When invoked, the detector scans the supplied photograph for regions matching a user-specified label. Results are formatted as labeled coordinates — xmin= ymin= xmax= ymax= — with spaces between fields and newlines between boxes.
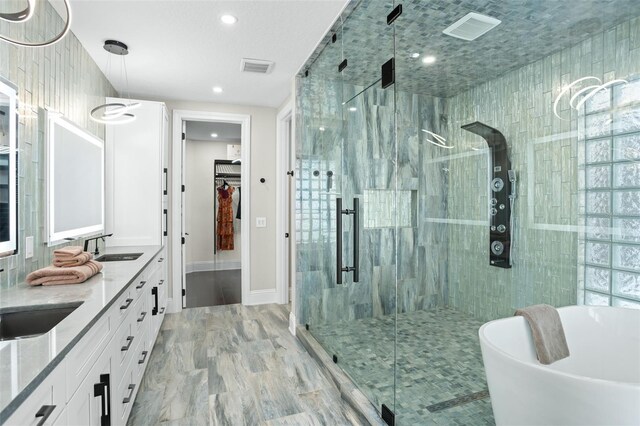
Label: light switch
xmin=25 ymin=236 xmax=34 ymax=259
xmin=256 ymin=217 xmax=267 ymax=228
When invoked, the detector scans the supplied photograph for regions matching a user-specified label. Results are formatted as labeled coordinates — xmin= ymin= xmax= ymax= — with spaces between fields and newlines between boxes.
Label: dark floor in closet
xmin=185 ymin=270 xmax=241 ymax=308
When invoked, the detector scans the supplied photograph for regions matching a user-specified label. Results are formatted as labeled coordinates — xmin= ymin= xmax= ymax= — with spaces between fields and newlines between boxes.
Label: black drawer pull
xmin=121 ymin=336 xmax=134 ymax=351
xmin=123 ymin=384 xmax=136 ymax=404
xmin=35 ymin=405 xmax=56 ymax=426
xmin=152 ymin=287 xmax=158 ymax=315
xmin=158 ymin=279 xmax=164 ymax=286
xmin=120 ymin=298 xmax=133 ymax=310
xmin=159 ymin=307 xmax=165 ymax=314
xmin=93 ymin=374 xmax=111 ymax=426
xmin=138 ymin=350 xmax=149 ymax=364
xmin=157 ymin=257 xmax=164 ymax=262
xmin=137 ymin=311 xmax=147 ymax=323
xmin=136 ymin=280 xmax=147 ymax=290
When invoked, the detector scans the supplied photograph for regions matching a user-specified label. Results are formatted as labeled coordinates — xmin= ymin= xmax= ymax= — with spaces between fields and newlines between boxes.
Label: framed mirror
xmin=0 ymin=78 xmax=17 ymax=257
xmin=46 ymin=111 xmax=104 ymax=245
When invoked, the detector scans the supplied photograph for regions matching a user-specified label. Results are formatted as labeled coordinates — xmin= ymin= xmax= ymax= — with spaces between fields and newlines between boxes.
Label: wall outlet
xmin=25 ymin=236 xmax=34 ymax=259
xmin=256 ymin=217 xmax=267 ymax=228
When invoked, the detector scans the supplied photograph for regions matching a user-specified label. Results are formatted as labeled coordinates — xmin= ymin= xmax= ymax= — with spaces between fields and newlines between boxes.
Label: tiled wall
xmin=0 ymin=0 xmax=116 ymax=288
xmin=445 ymin=16 xmax=640 ymax=321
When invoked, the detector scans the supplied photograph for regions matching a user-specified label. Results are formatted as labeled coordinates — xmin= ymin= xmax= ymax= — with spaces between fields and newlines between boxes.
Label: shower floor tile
xmin=310 ymin=307 xmax=495 ymax=425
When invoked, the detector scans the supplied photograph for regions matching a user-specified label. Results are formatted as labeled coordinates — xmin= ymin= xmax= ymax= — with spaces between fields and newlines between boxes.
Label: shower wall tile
xmin=0 ymin=1 xmax=116 ymax=288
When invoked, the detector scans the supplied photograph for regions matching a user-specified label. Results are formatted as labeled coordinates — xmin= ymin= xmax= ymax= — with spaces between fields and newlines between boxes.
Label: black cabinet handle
xmin=159 ymin=307 xmax=165 ymax=314
xmin=123 ymin=384 xmax=136 ymax=404
xmin=35 ymin=405 xmax=56 ymax=426
xmin=121 ymin=336 xmax=134 ymax=352
xmin=336 ymin=198 xmax=343 ymax=284
xmin=163 ymin=209 xmax=168 ymax=237
xmin=120 ymin=298 xmax=133 ymax=310
xmin=138 ymin=350 xmax=149 ymax=364
xmin=93 ymin=373 xmax=111 ymax=426
xmin=157 ymin=257 xmax=164 ymax=262
xmin=163 ymin=168 xmax=168 ymax=196
xmin=158 ymin=279 xmax=164 ymax=286
xmin=137 ymin=311 xmax=147 ymax=323
xmin=136 ymin=280 xmax=147 ymax=290
xmin=152 ymin=287 xmax=158 ymax=315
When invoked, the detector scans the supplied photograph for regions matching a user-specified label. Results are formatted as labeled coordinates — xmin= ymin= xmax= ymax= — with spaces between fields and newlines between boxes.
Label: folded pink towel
xmin=53 ymin=246 xmax=83 ymax=258
xmin=53 ymin=252 xmax=93 ymax=267
xmin=26 ymin=260 xmax=103 ymax=286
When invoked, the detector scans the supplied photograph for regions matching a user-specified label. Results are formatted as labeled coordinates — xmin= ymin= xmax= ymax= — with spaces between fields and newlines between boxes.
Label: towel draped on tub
xmin=515 ymin=304 xmax=570 ymax=365
xmin=26 ymin=260 xmax=103 ymax=286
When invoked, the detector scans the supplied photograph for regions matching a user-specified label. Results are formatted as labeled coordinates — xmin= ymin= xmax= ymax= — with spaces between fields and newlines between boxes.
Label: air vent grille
xmin=240 ymin=58 xmax=274 ymax=74
xmin=443 ymin=12 xmax=501 ymax=41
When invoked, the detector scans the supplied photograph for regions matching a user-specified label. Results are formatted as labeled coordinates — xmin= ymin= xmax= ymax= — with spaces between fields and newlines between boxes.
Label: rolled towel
xmin=53 ymin=246 xmax=83 ymax=258
xmin=26 ymin=260 xmax=103 ymax=286
xmin=515 ymin=304 xmax=570 ymax=365
xmin=53 ymin=252 xmax=93 ymax=267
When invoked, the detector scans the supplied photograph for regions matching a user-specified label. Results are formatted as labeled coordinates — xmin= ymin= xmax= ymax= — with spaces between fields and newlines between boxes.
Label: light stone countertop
xmin=0 ymin=245 xmax=163 ymax=421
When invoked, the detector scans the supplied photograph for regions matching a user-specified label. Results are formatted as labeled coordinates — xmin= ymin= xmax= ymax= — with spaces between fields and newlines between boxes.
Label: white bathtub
xmin=479 ymin=306 xmax=640 ymax=425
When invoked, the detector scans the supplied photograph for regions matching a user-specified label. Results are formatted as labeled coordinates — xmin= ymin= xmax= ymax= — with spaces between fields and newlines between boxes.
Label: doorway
xmin=171 ymin=110 xmax=251 ymax=312
xmin=184 ymin=121 xmax=242 ymax=307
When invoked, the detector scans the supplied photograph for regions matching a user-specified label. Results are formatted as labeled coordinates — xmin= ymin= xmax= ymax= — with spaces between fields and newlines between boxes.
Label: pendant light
xmin=90 ymin=40 xmax=139 ymax=125
xmin=0 ymin=0 xmax=71 ymax=47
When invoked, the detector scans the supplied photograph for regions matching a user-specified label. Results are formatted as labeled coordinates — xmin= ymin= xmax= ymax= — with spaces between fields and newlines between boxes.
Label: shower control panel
xmin=462 ymin=121 xmax=515 ymax=269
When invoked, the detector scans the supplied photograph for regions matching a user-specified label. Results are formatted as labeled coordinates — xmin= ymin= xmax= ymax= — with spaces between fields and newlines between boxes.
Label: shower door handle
xmin=352 ymin=198 xmax=359 ymax=283
xmin=336 ymin=197 xmax=359 ymax=284
xmin=337 ymin=198 xmax=343 ymax=284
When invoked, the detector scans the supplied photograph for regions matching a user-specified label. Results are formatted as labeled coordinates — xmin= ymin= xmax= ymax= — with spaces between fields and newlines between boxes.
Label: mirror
xmin=46 ymin=111 xmax=104 ymax=245
xmin=0 ymin=78 xmax=17 ymax=257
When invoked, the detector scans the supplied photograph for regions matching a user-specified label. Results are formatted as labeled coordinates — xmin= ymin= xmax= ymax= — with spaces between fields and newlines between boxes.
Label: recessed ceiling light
xmin=349 ymin=107 xmax=357 ymax=112
xmin=422 ymin=56 xmax=436 ymax=64
xmin=211 ymin=133 xmax=218 ymax=138
xmin=213 ymin=86 xmax=223 ymax=93
xmin=410 ymin=53 xmax=420 ymax=59
xmin=319 ymin=127 xmax=325 ymax=131
xmin=220 ymin=15 xmax=237 ymax=25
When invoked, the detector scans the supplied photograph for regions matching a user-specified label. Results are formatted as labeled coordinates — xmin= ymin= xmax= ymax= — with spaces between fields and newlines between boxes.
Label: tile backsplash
xmin=0 ymin=0 xmax=116 ymax=288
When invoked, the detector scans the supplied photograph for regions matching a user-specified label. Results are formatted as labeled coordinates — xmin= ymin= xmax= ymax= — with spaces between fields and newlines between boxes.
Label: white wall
xmin=185 ymin=139 xmax=241 ymax=271
xmin=167 ymin=100 xmax=277 ymax=293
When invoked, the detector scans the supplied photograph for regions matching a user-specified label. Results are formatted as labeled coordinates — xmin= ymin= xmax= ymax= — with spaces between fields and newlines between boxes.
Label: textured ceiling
xmin=307 ymin=0 xmax=639 ymax=98
xmin=51 ymin=0 xmax=348 ymax=107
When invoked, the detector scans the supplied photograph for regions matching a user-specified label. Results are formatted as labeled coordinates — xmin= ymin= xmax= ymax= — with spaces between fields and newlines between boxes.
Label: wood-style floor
xmin=128 ymin=304 xmax=363 ymax=425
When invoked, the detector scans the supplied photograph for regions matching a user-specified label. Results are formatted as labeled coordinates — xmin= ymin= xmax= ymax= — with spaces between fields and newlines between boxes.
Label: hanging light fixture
xmin=0 ymin=0 xmax=71 ymax=47
xmin=90 ymin=40 xmax=140 ymax=125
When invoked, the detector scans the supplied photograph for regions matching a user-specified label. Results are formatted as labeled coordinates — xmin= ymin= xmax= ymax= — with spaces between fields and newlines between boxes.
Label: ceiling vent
xmin=442 ymin=12 xmax=501 ymax=41
xmin=240 ymin=58 xmax=274 ymax=74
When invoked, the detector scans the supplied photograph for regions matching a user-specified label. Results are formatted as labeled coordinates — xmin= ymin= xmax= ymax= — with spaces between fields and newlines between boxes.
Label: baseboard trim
xmin=289 ymin=312 xmax=297 ymax=336
xmin=243 ymin=289 xmax=279 ymax=306
xmin=186 ymin=260 xmax=241 ymax=274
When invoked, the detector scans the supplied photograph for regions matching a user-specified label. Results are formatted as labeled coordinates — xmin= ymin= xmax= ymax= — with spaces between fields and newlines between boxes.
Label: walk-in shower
xmin=295 ymin=1 xmax=640 ymax=424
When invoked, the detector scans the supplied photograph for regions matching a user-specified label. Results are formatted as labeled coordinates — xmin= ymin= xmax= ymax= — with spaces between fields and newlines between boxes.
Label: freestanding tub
xmin=479 ymin=306 xmax=640 ymax=425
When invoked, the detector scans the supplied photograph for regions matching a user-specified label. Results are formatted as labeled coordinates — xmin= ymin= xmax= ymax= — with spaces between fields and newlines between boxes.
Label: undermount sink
xmin=95 ymin=253 xmax=143 ymax=262
xmin=0 ymin=302 xmax=83 ymax=341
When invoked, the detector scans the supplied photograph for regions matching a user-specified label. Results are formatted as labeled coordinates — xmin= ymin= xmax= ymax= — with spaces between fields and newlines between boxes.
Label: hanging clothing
xmin=236 ymin=187 xmax=241 ymax=220
xmin=216 ymin=185 xmax=235 ymax=251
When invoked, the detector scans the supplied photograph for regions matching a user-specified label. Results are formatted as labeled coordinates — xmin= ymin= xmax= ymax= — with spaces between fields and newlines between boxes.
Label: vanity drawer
xmin=113 ymin=361 xmax=138 ymax=425
xmin=66 ymin=308 xmax=113 ymax=401
xmin=133 ymin=294 xmax=148 ymax=335
xmin=6 ymin=361 xmax=66 ymax=426
xmin=113 ymin=319 xmax=136 ymax=387
xmin=115 ymin=288 xmax=135 ymax=323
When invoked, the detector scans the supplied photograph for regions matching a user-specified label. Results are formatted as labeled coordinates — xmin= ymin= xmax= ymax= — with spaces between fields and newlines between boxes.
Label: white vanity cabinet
xmin=105 ymin=99 xmax=169 ymax=248
xmin=4 ymin=363 xmax=66 ymax=426
xmin=5 ymin=250 xmax=168 ymax=426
